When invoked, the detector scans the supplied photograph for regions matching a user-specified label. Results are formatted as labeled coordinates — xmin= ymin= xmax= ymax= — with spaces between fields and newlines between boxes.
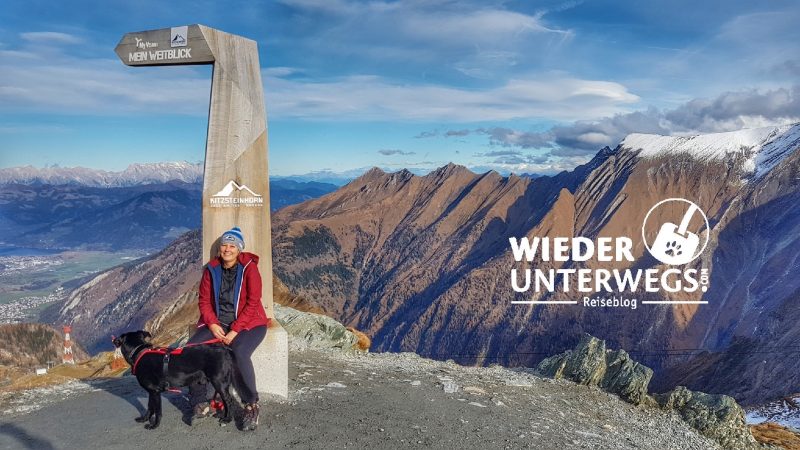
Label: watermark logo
xmin=642 ymin=198 xmax=709 ymax=266
xmin=209 ymin=180 xmax=264 ymax=208
xmin=508 ymin=197 xmax=711 ymax=308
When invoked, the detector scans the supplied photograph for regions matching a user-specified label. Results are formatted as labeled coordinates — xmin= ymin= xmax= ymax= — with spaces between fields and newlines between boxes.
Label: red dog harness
xmin=131 ymin=338 xmax=222 ymax=376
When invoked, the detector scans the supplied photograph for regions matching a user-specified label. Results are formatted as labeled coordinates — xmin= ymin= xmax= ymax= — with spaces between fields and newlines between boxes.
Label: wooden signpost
xmin=115 ymin=25 xmax=288 ymax=398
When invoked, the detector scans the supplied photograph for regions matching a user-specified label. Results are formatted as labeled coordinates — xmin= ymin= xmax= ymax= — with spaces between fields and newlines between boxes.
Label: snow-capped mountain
xmin=0 ymin=162 xmax=203 ymax=187
xmin=622 ymin=123 xmax=800 ymax=178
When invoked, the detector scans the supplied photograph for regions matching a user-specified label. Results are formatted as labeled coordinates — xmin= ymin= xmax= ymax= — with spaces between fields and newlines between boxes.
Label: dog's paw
xmin=135 ymin=416 xmax=148 ymax=423
xmin=219 ymin=416 xmax=233 ymax=424
xmin=144 ymin=423 xmax=159 ymax=430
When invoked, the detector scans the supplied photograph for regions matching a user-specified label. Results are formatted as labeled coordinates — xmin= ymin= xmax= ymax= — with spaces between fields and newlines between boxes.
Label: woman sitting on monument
xmin=186 ymin=226 xmax=269 ymax=431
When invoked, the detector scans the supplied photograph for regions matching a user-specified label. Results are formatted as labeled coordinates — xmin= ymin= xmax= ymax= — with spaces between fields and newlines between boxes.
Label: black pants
xmin=187 ymin=325 xmax=267 ymax=405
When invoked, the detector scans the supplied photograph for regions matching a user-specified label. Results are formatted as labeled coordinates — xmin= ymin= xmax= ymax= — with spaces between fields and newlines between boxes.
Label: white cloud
xmin=262 ymin=70 xmax=638 ymax=122
xmin=0 ymin=47 xmax=211 ymax=115
xmin=461 ymin=85 xmax=800 ymax=157
xmin=378 ymin=149 xmax=415 ymax=156
xmin=400 ymin=9 xmax=570 ymax=46
xmin=469 ymin=154 xmax=591 ymax=176
xmin=20 ymin=32 xmax=83 ymax=44
xmin=262 ymin=66 xmax=299 ymax=77
xmin=0 ymin=37 xmax=639 ymax=123
xmin=274 ymin=0 xmax=572 ymax=78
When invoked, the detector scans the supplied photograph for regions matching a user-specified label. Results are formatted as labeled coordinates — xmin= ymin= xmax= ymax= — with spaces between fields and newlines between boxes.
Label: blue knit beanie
xmin=221 ymin=226 xmax=245 ymax=251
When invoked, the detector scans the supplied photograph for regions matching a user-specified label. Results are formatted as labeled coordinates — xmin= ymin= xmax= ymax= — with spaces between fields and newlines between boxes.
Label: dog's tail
xmin=229 ymin=351 xmax=255 ymax=402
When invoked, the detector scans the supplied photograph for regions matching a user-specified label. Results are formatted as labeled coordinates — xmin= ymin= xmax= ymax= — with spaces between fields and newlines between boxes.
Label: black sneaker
xmin=242 ymin=402 xmax=259 ymax=431
xmin=192 ymin=402 xmax=212 ymax=421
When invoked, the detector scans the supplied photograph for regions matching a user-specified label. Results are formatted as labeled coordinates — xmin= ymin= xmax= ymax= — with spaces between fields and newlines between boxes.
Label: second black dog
xmin=112 ymin=330 xmax=252 ymax=430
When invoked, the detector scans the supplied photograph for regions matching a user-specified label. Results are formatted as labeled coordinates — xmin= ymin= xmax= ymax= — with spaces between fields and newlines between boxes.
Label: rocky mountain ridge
xmin=270 ymin=123 xmax=800 ymax=405
xmin=537 ymin=334 xmax=759 ymax=449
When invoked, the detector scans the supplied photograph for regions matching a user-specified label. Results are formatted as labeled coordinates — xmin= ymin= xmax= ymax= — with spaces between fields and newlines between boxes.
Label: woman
xmin=187 ymin=226 xmax=269 ymax=431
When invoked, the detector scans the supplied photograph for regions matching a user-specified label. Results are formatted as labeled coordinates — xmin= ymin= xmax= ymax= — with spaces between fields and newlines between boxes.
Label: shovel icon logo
xmin=642 ymin=198 xmax=709 ymax=265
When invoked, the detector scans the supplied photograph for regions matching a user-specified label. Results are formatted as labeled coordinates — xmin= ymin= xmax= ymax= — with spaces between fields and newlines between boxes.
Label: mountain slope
xmin=271 ymin=123 xmax=800 ymax=404
xmin=53 ymin=230 xmax=201 ymax=353
xmin=0 ymin=323 xmax=88 ymax=369
xmin=51 ymin=229 xmax=330 ymax=354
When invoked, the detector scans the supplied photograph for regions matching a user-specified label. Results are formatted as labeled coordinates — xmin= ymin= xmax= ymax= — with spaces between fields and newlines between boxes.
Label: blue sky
xmin=1 ymin=0 xmax=799 ymax=176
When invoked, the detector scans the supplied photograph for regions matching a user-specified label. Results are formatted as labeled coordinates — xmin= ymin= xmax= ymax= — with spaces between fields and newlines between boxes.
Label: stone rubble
xmin=292 ymin=347 xmax=723 ymax=449
xmin=536 ymin=334 xmax=762 ymax=450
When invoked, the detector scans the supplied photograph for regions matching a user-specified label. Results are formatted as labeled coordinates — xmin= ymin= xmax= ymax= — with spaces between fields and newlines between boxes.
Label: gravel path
xmin=0 ymin=349 xmax=720 ymax=449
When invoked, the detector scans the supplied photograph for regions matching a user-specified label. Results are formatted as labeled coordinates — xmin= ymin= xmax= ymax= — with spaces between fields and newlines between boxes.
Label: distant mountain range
xmin=0 ymin=162 xmax=540 ymax=189
xmin=0 ymin=171 xmax=336 ymax=250
xmin=0 ymin=181 xmax=200 ymax=250
xmin=0 ymin=162 xmax=204 ymax=187
xmin=272 ymin=167 xmax=429 ymax=186
xmin=0 ymin=162 xmax=419 ymax=187
xmin=268 ymin=179 xmax=341 ymax=211
xmin=272 ymin=168 xmax=539 ymax=186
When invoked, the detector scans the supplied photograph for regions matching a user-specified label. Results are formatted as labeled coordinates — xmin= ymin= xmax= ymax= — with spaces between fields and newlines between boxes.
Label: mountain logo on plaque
xmin=210 ymin=180 xmax=264 ymax=208
xmin=170 ymin=26 xmax=187 ymax=47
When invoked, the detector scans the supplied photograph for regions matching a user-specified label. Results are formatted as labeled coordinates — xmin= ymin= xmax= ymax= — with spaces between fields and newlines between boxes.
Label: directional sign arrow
xmin=115 ymin=24 xmax=215 ymax=66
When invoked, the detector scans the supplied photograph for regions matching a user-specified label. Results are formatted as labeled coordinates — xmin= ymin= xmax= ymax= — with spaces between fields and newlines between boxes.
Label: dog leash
xmin=132 ymin=337 xmax=223 ymax=376
xmin=161 ymin=337 xmax=224 ymax=378
xmin=162 ymin=337 xmax=224 ymax=392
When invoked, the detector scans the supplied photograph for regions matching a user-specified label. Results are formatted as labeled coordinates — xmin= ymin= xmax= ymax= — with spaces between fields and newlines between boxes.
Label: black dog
xmin=112 ymin=331 xmax=251 ymax=430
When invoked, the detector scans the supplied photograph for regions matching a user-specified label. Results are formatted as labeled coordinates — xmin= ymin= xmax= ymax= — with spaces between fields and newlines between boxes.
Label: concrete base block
xmin=253 ymin=320 xmax=288 ymax=399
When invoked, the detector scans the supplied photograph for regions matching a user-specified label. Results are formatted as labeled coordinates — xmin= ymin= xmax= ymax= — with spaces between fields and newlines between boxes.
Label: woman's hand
xmin=209 ymin=323 xmax=226 ymax=341
xmin=222 ymin=330 xmax=239 ymax=345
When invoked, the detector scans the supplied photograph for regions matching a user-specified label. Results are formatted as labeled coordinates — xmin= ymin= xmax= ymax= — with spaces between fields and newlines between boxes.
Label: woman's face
xmin=219 ymin=242 xmax=240 ymax=267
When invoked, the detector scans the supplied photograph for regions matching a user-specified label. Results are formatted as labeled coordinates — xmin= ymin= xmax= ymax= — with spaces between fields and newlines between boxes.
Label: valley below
xmin=0 ymin=249 xmax=147 ymax=324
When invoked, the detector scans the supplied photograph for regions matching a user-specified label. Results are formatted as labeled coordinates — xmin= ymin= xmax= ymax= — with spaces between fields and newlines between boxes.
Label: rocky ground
xmin=0 ymin=345 xmax=722 ymax=450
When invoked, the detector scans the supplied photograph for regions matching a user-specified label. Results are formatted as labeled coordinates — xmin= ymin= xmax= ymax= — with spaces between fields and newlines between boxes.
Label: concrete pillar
xmin=115 ymin=24 xmax=287 ymax=398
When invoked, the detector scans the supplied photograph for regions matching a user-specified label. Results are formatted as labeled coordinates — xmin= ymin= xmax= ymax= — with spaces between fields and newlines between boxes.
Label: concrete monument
xmin=115 ymin=24 xmax=288 ymax=398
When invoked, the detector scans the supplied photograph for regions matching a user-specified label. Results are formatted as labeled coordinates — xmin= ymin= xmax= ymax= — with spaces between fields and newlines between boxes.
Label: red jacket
xmin=197 ymin=252 xmax=270 ymax=332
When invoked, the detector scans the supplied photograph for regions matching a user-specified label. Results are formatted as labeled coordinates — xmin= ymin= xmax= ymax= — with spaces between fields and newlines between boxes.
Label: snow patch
xmin=62 ymin=272 xmax=110 ymax=312
xmin=746 ymin=394 xmax=800 ymax=432
xmin=621 ymin=123 xmax=800 ymax=178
